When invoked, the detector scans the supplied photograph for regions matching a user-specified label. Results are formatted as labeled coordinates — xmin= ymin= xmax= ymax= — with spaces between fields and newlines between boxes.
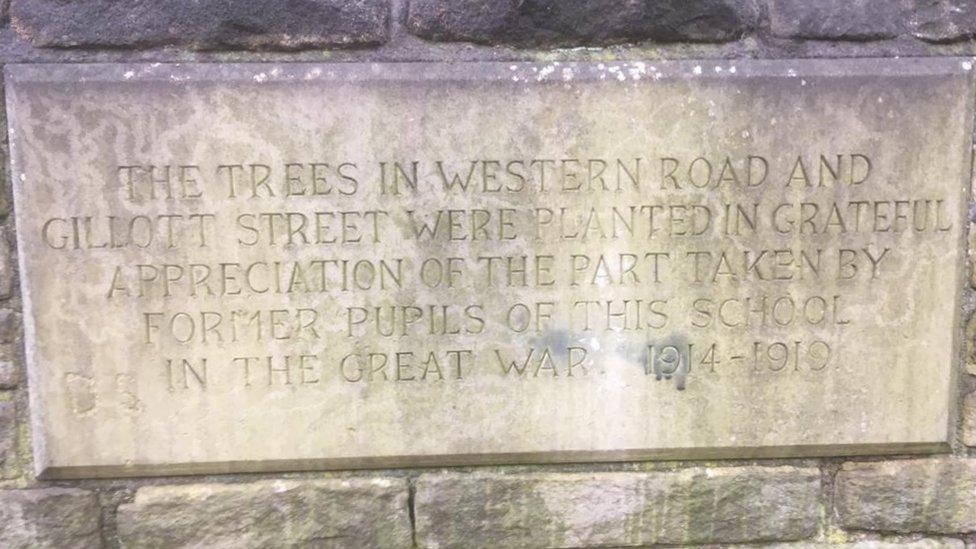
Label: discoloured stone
xmin=768 ymin=0 xmax=907 ymax=40
xmin=5 ymin=60 xmax=972 ymax=478
xmin=969 ymin=223 xmax=976 ymax=289
xmin=0 ymin=309 xmax=19 ymax=345
xmin=963 ymin=390 xmax=976 ymax=447
xmin=0 ymin=488 xmax=101 ymax=549
xmin=415 ymin=468 xmax=821 ymax=547
xmin=910 ymin=0 xmax=976 ymax=42
xmin=0 ymin=227 xmax=15 ymax=300
xmin=967 ymin=313 xmax=976 ymax=376
xmin=0 ymin=362 xmax=16 ymax=389
xmin=116 ymin=478 xmax=411 ymax=548
xmin=0 ymin=347 xmax=18 ymax=389
xmin=835 ymin=458 xmax=976 ymax=534
xmin=406 ymin=0 xmax=758 ymax=46
xmin=0 ymin=401 xmax=15 ymax=477
xmin=763 ymin=539 xmax=966 ymax=548
xmin=10 ymin=0 xmax=390 ymax=50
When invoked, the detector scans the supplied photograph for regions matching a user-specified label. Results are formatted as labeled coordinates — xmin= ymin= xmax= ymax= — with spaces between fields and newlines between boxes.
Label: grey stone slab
xmin=4 ymin=59 xmax=974 ymax=478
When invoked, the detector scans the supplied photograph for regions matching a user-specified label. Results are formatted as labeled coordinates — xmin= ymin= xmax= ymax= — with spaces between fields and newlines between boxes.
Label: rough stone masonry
xmin=0 ymin=1 xmax=972 ymax=548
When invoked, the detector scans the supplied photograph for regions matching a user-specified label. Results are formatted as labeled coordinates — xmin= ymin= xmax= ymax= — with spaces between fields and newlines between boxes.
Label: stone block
xmin=910 ymin=0 xmax=976 ymax=42
xmin=768 ymin=0 xmax=906 ymax=40
xmin=406 ymin=0 xmax=757 ymax=46
xmin=10 ymin=0 xmax=390 ymax=50
xmin=117 ymin=478 xmax=411 ymax=548
xmin=415 ymin=468 xmax=821 ymax=547
xmin=0 ymin=401 xmax=15 ymax=477
xmin=0 ymin=309 xmax=20 ymax=345
xmin=0 ymin=227 xmax=15 ymax=300
xmin=835 ymin=458 xmax=976 ymax=534
xmin=962 ymin=390 xmax=976 ymax=447
xmin=0 ymin=346 xmax=18 ymax=389
xmin=764 ymin=539 xmax=965 ymax=549
xmin=967 ymin=313 xmax=976 ymax=376
xmin=0 ymin=488 xmax=101 ymax=549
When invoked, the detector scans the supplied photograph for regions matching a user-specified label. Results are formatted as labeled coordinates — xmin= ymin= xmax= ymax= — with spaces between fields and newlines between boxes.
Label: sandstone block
xmin=11 ymin=0 xmax=389 ymax=50
xmin=910 ymin=0 xmax=976 ymax=42
xmin=0 ymin=401 xmax=16 ymax=477
xmin=117 ymin=478 xmax=411 ymax=548
xmin=835 ymin=458 xmax=976 ymax=534
xmin=0 ymin=488 xmax=101 ymax=549
xmin=415 ymin=468 xmax=821 ymax=547
xmin=406 ymin=0 xmax=757 ymax=46
xmin=962 ymin=390 xmax=976 ymax=447
xmin=769 ymin=0 xmax=906 ymax=40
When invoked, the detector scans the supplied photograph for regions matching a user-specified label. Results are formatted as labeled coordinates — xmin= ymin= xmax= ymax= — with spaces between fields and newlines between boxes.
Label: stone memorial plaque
xmin=6 ymin=60 xmax=973 ymax=479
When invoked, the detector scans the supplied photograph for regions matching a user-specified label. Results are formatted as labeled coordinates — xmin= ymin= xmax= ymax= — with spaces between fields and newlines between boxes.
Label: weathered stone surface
xmin=963 ymin=390 xmax=976 ymax=446
xmin=910 ymin=0 xmax=976 ymax=42
xmin=0 ymin=345 xmax=18 ymax=388
xmin=0 ymin=401 xmax=16 ymax=477
xmin=0 ymin=362 xmax=16 ymax=389
xmin=406 ymin=0 xmax=758 ymax=46
xmin=0 ymin=488 xmax=101 ymax=549
xmin=415 ymin=468 xmax=821 ymax=547
xmin=835 ymin=458 xmax=976 ymax=534
xmin=0 ymin=227 xmax=15 ymax=300
xmin=117 ymin=478 xmax=411 ymax=548
xmin=768 ymin=0 xmax=906 ymax=40
xmin=5 ymin=60 xmax=973 ymax=478
xmin=0 ymin=309 xmax=19 ymax=345
xmin=967 ymin=313 xmax=976 ymax=376
xmin=764 ymin=540 xmax=965 ymax=549
xmin=970 ymin=224 xmax=976 ymax=289
xmin=10 ymin=0 xmax=389 ymax=50
xmin=0 ymin=171 xmax=12 ymax=220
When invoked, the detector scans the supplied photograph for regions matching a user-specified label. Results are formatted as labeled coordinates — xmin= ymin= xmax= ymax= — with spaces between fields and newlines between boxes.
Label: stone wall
xmin=0 ymin=1 xmax=973 ymax=547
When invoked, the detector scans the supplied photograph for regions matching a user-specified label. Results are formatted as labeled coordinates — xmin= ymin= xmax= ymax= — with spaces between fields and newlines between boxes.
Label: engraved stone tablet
xmin=6 ymin=60 xmax=973 ymax=479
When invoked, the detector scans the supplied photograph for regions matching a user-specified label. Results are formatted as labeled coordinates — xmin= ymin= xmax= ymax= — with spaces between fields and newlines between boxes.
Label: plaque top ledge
xmin=5 ymin=57 xmax=976 ymax=86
